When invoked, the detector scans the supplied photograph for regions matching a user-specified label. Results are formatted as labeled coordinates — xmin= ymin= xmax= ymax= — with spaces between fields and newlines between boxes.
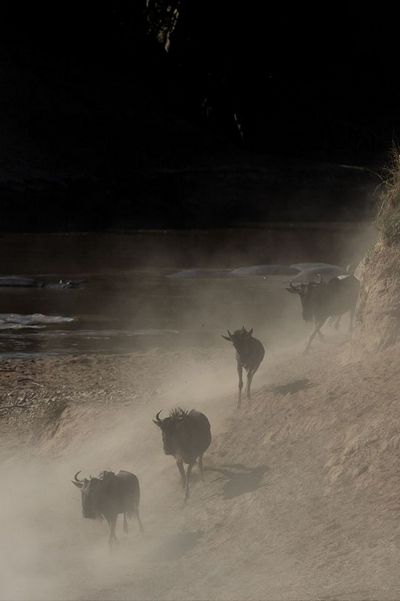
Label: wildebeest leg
xmin=136 ymin=506 xmax=144 ymax=533
xmin=304 ymin=319 xmax=327 ymax=353
xmin=198 ymin=454 xmax=204 ymax=481
xmin=123 ymin=513 xmax=128 ymax=534
xmin=108 ymin=515 xmax=118 ymax=551
xmin=176 ymin=458 xmax=186 ymax=488
xmin=349 ymin=308 xmax=355 ymax=333
xmin=237 ymin=362 xmax=243 ymax=408
xmin=246 ymin=369 xmax=255 ymax=400
xmin=184 ymin=463 xmax=194 ymax=503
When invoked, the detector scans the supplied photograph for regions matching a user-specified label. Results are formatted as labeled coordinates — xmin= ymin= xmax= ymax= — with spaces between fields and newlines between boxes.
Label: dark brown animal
xmin=287 ymin=274 xmax=360 ymax=353
xmin=72 ymin=469 xmax=143 ymax=549
xmin=222 ymin=327 xmax=265 ymax=408
xmin=153 ymin=408 xmax=211 ymax=503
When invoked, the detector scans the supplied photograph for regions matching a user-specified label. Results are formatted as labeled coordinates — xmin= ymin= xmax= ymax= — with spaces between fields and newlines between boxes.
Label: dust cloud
xmin=0 ymin=349 xmax=250 ymax=600
xmin=0 ymin=225 xmax=376 ymax=600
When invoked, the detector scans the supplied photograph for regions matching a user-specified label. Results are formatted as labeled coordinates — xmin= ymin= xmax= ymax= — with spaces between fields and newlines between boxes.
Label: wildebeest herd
xmin=72 ymin=270 xmax=360 ymax=548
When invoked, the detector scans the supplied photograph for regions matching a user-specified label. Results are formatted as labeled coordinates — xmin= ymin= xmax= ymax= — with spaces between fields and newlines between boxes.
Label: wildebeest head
xmin=71 ymin=471 xmax=103 ymax=519
xmin=286 ymin=276 xmax=324 ymax=322
xmin=221 ymin=326 xmax=254 ymax=352
xmin=153 ymin=409 xmax=189 ymax=455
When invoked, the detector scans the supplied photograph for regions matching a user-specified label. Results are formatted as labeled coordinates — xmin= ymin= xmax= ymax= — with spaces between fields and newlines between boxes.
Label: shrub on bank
xmin=377 ymin=147 xmax=400 ymax=244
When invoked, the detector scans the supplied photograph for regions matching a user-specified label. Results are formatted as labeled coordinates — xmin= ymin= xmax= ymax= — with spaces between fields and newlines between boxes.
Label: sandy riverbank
xmin=2 ymin=331 xmax=400 ymax=599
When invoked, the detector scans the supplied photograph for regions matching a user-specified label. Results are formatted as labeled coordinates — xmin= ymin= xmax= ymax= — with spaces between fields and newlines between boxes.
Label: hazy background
xmin=0 ymin=226 xmax=374 ymax=356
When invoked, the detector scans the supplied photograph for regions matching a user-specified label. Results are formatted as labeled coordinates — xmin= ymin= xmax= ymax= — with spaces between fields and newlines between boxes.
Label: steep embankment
xmin=198 ymin=344 xmax=400 ymax=600
xmin=353 ymin=153 xmax=400 ymax=355
xmin=354 ymin=238 xmax=400 ymax=354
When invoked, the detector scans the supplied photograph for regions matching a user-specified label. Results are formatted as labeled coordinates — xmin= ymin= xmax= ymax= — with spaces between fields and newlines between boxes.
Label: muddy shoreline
xmin=0 ymin=347 xmax=223 ymax=451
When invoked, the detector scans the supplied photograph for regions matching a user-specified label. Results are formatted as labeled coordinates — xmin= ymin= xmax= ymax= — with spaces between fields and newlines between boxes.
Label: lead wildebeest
xmin=72 ymin=469 xmax=143 ymax=549
xmin=222 ymin=327 xmax=265 ymax=408
xmin=287 ymin=273 xmax=360 ymax=353
xmin=153 ymin=408 xmax=212 ymax=503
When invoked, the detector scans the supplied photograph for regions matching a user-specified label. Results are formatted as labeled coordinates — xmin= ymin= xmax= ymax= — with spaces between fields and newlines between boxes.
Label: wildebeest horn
xmin=153 ymin=410 xmax=163 ymax=427
xmin=72 ymin=471 xmax=84 ymax=488
xmin=227 ymin=329 xmax=232 ymax=337
xmin=153 ymin=410 xmax=163 ymax=423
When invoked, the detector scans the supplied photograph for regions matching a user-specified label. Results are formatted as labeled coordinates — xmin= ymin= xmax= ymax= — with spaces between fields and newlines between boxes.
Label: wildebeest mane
xmin=98 ymin=470 xmax=115 ymax=480
xmin=169 ymin=407 xmax=190 ymax=420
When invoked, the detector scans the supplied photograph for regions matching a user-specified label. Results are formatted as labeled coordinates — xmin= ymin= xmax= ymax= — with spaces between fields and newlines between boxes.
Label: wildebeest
xmin=222 ymin=327 xmax=265 ymax=408
xmin=72 ymin=469 xmax=143 ymax=548
xmin=287 ymin=273 xmax=360 ymax=353
xmin=153 ymin=408 xmax=212 ymax=503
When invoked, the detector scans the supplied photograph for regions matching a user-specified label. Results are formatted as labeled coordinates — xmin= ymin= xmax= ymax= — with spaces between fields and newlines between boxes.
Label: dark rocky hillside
xmin=0 ymin=2 xmax=393 ymax=230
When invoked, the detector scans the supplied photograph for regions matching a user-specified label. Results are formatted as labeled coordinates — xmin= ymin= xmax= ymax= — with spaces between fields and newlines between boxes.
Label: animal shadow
xmin=271 ymin=378 xmax=312 ymax=395
xmin=206 ymin=463 xmax=268 ymax=499
xmin=152 ymin=530 xmax=204 ymax=561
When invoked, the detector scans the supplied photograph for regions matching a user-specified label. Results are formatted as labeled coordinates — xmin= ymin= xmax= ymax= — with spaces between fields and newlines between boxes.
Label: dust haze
xmin=0 ymin=225 xmax=378 ymax=600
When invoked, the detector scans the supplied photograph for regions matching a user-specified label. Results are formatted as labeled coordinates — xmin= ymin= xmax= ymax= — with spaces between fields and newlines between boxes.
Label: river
xmin=0 ymin=225 xmax=373 ymax=356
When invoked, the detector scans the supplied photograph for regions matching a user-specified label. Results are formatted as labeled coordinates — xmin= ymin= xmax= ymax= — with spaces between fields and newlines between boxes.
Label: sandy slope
xmin=1 ymin=334 xmax=400 ymax=600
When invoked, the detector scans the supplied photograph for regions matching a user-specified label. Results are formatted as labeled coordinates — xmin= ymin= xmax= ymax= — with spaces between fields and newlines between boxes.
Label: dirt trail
xmin=1 ymin=328 xmax=400 ymax=600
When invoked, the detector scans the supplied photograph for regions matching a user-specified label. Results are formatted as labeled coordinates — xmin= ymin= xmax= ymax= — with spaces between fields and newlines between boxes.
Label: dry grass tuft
xmin=377 ymin=146 xmax=400 ymax=244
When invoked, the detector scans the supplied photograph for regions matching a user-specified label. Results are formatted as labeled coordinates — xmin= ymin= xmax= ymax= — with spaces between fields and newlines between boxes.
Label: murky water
xmin=0 ymin=226 xmax=373 ymax=356
xmin=0 ymin=271 xmax=293 ymax=355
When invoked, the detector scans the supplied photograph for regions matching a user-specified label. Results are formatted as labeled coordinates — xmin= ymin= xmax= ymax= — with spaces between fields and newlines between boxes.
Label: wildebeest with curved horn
xmin=222 ymin=327 xmax=265 ymax=408
xmin=72 ymin=469 xmax=143 ymax=549
xmin=153 ymin=408 xmax=211 ymax=503
xmin=286 ymin=273 xmax=360 ymax=353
